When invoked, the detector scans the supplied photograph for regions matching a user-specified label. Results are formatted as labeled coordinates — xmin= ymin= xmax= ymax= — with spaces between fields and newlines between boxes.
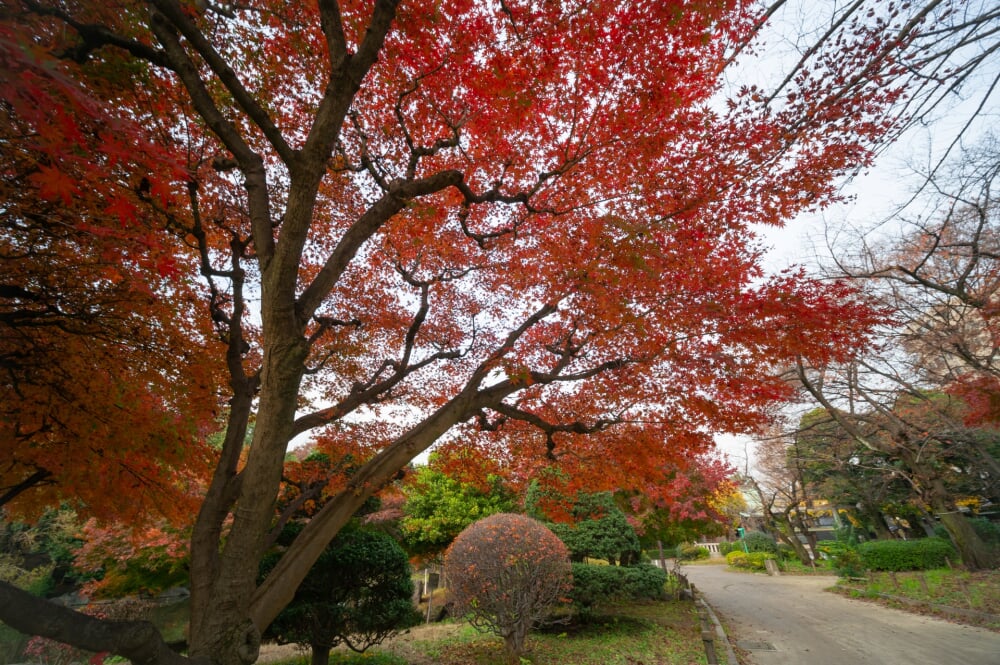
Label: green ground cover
xmin=832 ymin=568 xmax=1000 ymax=630
xmin=263 ymin=598 xmax=717 ymax=665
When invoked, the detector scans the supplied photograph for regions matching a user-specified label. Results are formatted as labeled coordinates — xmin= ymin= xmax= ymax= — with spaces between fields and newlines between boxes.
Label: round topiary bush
xmin=445 ymin=513 xmax=572 ymax=665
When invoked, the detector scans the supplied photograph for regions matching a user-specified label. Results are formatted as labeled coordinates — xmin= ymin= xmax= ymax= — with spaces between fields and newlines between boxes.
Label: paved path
xmin=682 ymin=563 xmax=1000 ymax=665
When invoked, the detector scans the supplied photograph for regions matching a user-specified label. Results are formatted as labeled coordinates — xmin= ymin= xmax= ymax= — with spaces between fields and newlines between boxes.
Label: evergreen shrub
xmin=858 ymin=537 xmax=956 ymax=571
xmin=568 ymin=562 xmax=667 ymax=607
xmin=743 ymin=531 xmax=778 ymax=554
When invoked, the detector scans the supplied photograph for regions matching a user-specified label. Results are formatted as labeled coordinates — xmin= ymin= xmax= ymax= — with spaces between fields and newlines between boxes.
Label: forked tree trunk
xmin=775 ymin=520 xmax=812 ymax=566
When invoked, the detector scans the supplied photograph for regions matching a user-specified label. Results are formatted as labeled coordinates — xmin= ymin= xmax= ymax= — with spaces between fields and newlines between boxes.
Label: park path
xmin=682 ymin=563 xmax=1000 ymax=665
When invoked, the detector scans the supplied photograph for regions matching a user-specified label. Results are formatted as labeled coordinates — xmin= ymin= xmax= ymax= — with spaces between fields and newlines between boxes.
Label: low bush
xmin=816 ymin=539 xmax=866 ymax=577
xmin=725 ymin=550 xmax=775 ymax=571
xmin=676 ymin=544 xmax=710 ymax=561
xmin=569 ymin=563 xmax=667 ymax=607
xmin=446 ymin=514 xmax=572 ymax=665
xmin=816 ymin=539 xmax=853 ymax=558
xmin=833 ymin=549 xmax=866 ymax=578
xmin=718 ymin=541 xmax=739 ymax=556
xmin=858 ymin=537 xmax=956 ymax=571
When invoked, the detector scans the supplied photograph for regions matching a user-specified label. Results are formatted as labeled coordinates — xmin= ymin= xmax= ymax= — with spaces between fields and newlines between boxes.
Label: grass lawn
xmin=831 ymin=568 xmax=1000 ymax=630
xmin=262 ymin=598 xmax=718 ymax=665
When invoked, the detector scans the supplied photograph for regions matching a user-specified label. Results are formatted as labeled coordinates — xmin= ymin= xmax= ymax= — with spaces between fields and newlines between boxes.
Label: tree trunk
xmin=860 ymin=503 xmax=893 ymax=540
xmin=780 ymin=528 xmax=812 ymax=566
xmin=503 ymin=624 xmax=529 ymax=665
xmin=310 ymin=644 xmax=332 ymax=665
xmin=791 ymin=511 xmax=818 ymax=561
xmin=768 ymin=510 xmax=811 ymax=566
xmin=188 ymin=334 xmax=310 ymax=665
xmin=919 ymin=473 xmax=996 ymax=570
xmin=934 ymin=505 xmax=997 ymax=570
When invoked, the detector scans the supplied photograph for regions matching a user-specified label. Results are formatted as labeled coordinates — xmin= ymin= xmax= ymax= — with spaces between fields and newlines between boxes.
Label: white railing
xmin=696 ymin=542 xmax=722 ymax=557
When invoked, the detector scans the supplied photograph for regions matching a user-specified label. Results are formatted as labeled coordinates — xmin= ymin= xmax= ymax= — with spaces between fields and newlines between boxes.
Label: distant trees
xmin=781 ymin=140 xmax=1000 ymax=569
xmin=444 ymin=513 xmax=572 ymax=665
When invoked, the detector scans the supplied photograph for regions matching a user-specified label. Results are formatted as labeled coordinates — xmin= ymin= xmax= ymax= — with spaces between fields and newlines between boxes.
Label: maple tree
xmin=0 ymin=21 xmax=222 ymax=524
xmin=0 ymin=1 xmax=967 ymax=663
xmin=629 ymin=454 xmax=741 ymax=550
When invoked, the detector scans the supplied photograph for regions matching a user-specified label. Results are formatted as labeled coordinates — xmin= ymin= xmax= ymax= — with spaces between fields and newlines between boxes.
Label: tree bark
xmin=0 ymin=582 xmax=201 ymax=665
xmin=310 ymin=644 xmax=332 ymax=665
xmin=860 ymin=502 xmax=893 ymax=540
xmin=923 ymin=476 xmax=998 ymax=570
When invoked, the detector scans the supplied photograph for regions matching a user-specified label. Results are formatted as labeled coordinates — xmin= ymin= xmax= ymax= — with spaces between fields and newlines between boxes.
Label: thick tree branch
xmin=146 ymin=11 xmax=275 ymax=268
xmin=148 ymin=0 xmax=295 ymax=165
xmin=0 ymin=582 xmax=202 ymax=665
xmin=295 ymin=169 xmax=464 ymax=323
xmin=22 ymin=1 xmax=170 ymax=66
xmin=0 ymin=467 xmax=52 ymax=507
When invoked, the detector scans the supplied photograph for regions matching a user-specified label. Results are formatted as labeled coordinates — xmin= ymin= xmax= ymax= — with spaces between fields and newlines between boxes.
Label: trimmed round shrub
xmin=858 ymin=537 xmax=956 ymax=571
xmin=568 ymin=563 xmax=667 ymax=607
xmin=445 ymin=513 xmax=572 ymax=665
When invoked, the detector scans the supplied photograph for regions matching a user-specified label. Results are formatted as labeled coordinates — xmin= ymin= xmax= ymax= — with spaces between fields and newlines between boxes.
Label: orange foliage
xmin=0 ymin=0 xmax=950 ymax=659
xmin=0 ymin=22 xmax=223 ymax=525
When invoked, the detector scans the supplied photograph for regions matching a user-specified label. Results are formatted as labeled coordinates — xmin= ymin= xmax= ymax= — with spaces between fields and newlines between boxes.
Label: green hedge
xmin=568 ymin=563 xmax=667 ymax=607
xmin=725 ymin=550 xmax=775 ymax=571
xmin=858 ymin=537 xmax=956 ymax=571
